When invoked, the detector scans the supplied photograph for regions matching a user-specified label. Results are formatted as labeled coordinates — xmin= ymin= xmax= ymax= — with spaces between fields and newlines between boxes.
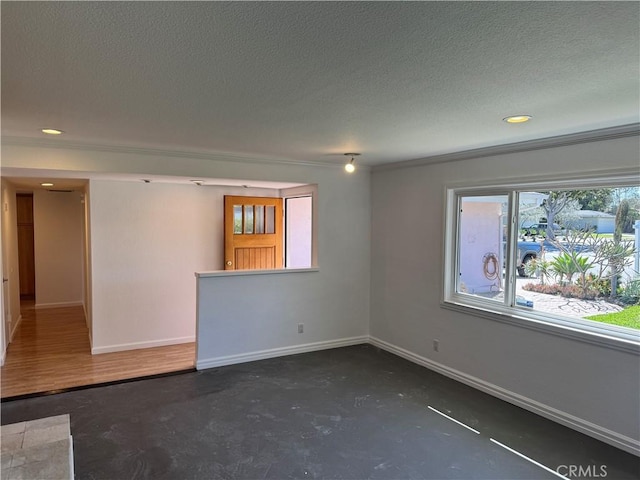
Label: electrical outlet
xmin=298 ymin=323 xmax=304 ymax=334
xmin=433 ymin=340 xmax=439 ymax=352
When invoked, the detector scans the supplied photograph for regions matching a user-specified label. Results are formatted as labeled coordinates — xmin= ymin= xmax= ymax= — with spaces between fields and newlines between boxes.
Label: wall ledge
xmin=196 ymin=267 xmax=319 ymax=278
xmin=368 ymin=335 xmax=640 ymax=457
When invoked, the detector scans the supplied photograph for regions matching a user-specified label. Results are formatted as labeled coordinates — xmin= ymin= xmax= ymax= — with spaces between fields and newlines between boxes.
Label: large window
xmin=444 ymin=174 xmax=640 ymax=348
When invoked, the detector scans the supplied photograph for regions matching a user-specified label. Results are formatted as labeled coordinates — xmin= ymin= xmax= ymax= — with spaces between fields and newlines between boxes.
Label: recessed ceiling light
xmin=503 ymin=115 xmax=532 ymax=124
xmin=41 ymin=182 xmax=54 ymax=187
xmin=41 ymin=128 xmax=64 ymax=135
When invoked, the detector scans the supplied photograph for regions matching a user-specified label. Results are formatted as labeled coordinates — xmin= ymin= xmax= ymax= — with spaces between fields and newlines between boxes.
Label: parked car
xmin=521 ymin=222 xmax=565 ymax=237
xmin=502 ymin=239 xmax=543 ymax=277
xmin=516 ymin=240 xmax=543 ymax=277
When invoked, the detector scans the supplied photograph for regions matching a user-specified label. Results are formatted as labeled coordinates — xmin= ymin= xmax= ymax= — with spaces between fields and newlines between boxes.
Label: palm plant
xmin=524 ymin=257 xmax=552 ymax=285
xmin=550 ymin=253 xmax=578 ymax=284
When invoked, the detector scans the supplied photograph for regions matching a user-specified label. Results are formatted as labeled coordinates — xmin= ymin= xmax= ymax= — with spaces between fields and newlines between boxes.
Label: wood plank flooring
xmin=1 ymin=303 xmax=195 ymax=398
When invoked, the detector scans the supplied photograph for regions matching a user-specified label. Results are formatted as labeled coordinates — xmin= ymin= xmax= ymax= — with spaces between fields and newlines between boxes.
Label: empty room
xmin=1 ymin=2 xmax=639 ymax=479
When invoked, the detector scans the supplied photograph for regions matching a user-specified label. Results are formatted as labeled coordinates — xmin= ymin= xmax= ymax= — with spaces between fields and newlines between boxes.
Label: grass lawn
xmin=585 ymin=305 xmax=640 ymax=330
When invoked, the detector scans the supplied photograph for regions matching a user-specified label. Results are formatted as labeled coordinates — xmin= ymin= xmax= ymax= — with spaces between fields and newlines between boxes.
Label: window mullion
xmin=503 ymin=191 xmax=519 ymax=308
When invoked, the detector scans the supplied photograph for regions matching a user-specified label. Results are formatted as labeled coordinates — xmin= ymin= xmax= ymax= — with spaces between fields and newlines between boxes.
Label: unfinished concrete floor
xmin=1 ymin=345 xmax=638 ymax=479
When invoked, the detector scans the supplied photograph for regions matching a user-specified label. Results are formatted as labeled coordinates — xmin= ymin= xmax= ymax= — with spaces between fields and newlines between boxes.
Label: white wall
xmin=83 ymin=184 xmax=93 ymax=341
xmin=196 ymin=269 xmax=369 ymax=368
xmin=7 ymin=137 xmax=637 ymax=453
xmin=33 ymin=189 xmax=84 ymax=307
xmin=89 ymin=179 xmax=280 ymax=353
xmin=285 ymin=196 xmax=312 ymax=268
xmin=1 ymin=144 xmax=370 ymax=360
xmin=1 ymin=179 xmax=22 ymax=342
xmin=370 ymin=135 xmax=640 ymax=454
xmin=0 ymin=247 xmax=4 ymax=365
xmin=196 ymin=167 xmax=371 ymax=367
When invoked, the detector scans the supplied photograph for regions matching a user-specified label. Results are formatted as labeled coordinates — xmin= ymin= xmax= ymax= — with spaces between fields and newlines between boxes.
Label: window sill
xmin=195 ymin=267 xmax=319 ymax=278
xmin=441 ymin=298 xmax=640 ymax=355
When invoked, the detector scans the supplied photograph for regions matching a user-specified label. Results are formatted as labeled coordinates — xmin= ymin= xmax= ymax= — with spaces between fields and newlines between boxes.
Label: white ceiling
xmin=2 ymin=2 xmax=639 ymax=168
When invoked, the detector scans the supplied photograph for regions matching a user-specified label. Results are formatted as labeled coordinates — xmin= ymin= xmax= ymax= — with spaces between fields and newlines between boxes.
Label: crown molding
xmin=3 ymin=123 xmax=637 ymax=173
xmin=0 ymin=136 xmax=351 ymax=170
xmin=373 ymin=123 xmax=640 ymax=173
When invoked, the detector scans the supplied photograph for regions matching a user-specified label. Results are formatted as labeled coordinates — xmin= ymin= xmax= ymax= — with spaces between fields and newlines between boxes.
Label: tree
xmin=552 ymin=230 xmax=634 ymax=298
xmin=572 ymin=189 xmax=612 ymax=212
xmin=610 ymin=187 xmax=640 ymax=214
xmin=613 ymin=200 xmax=639 ymax=234
xmin=540 ymin=192 xmax=580 ymax=239
xmin=611 ymin=200 xmax=630 ymax=296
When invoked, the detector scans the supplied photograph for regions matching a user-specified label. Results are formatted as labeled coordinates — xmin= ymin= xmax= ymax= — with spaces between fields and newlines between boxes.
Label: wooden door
xmin=16 ymin=194 xmax=36 ymax=298
xmin=224 ymin=196 xmax=283 ymax=270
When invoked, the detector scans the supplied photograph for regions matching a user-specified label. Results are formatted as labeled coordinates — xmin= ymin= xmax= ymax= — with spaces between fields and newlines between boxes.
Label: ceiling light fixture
xmin=190 ymin=180 xmax=204 ymax=186
xmin=503 ymin=115 xmax=532 ymax=124
xmin=41 ymin=182 xmax=54 ymax=187
xmin=344 ymin=153 xmax=360 ymax=173
xmin=41 ymin=128 xmax=64 ymax=135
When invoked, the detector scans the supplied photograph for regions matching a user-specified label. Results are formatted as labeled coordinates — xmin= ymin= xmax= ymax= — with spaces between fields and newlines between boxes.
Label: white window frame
xmin=443 ymin=169 xmax=640 ymax=353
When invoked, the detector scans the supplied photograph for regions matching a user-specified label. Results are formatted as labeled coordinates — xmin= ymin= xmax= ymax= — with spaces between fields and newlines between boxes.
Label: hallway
xmin=1 ymin=303 xmax=195 ymax=399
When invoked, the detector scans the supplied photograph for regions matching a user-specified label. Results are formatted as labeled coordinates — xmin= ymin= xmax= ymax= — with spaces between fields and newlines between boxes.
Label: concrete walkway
xmin=516 ymin=289 xmax=623 ymax=319
xmin=515 ymin=278 xmax=622 ymax=319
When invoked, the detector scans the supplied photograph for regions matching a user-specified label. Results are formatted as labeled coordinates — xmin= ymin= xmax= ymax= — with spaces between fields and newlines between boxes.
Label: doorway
xmin=16 ymin=193 xmax=35 ymax=302
xmin=1 ymin=181 xmax=196 ymax=397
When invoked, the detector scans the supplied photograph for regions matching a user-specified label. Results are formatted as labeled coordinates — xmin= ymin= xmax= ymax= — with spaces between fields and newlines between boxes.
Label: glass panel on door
xmin=255 ymin=205 xmax=265 ymax=234
xmin=265 ymin=206 xmax=275 ymax=234
xmin=244 ymin=205 xmax=254 ymax=234
xmin=233 ymin=205 xmax=243 ymax=234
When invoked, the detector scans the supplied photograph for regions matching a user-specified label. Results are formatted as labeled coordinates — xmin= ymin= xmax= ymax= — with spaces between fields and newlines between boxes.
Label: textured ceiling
xmin=2 ymin=2 xmax=639 ymax=167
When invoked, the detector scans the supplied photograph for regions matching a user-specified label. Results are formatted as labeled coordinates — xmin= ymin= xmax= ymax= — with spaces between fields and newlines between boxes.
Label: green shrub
xmin=620 ymin=279 xmax=640 ymax=305
xmin=586 ymin=273 xmax=613 ymax=297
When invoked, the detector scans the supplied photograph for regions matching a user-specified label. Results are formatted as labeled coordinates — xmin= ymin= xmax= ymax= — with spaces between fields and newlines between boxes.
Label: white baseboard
xmin=10 ymin=314 xmax=22 ymax=342
xmin=91 ymin=336 xmax=195 ymax=355
xmin=368 ymin=336 xmax=640 ymax=457
xmin=196 ymin=336 xmax=369 ymax=370
xmin=35 ymin=301 xmax=83 ymax=309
